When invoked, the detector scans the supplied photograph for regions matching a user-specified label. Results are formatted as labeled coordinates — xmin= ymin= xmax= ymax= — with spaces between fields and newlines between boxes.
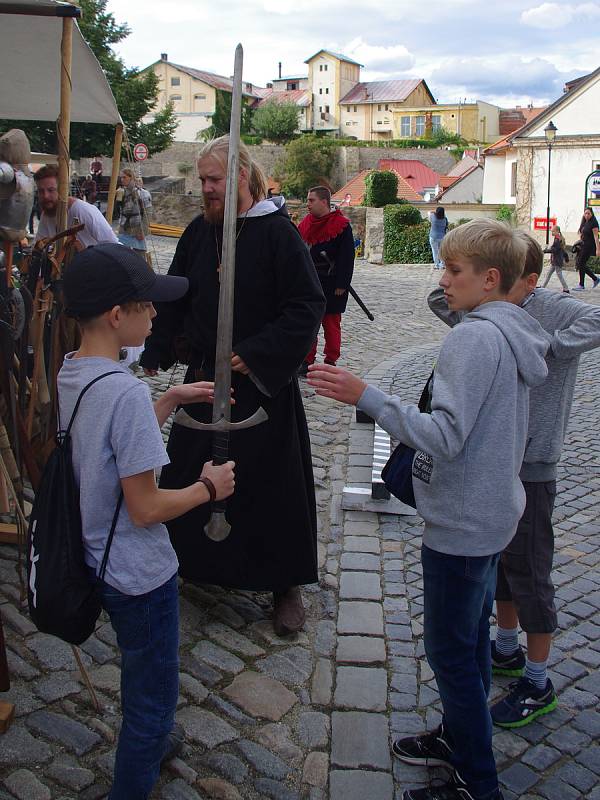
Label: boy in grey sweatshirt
xmin=428 ymin=232 xmax=600 ymax=730
xmin=308 ymin=220 xmax=550 ymax=800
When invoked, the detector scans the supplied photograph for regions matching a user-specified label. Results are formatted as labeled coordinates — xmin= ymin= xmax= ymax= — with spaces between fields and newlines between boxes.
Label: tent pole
xmin=57 ymin=16 xmax=74 ymax=233
xmin=105 ymin=123 xmax=123 ymax=224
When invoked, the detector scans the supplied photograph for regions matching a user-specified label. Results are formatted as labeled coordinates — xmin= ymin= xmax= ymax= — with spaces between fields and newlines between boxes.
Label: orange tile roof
xmin=331 ymin=169 xmax=421 ymax=207
xmin=438 ymin=176 xmax=459 ymax=189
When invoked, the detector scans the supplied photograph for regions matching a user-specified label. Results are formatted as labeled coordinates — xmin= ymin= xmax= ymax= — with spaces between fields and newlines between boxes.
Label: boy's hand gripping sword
xmin=173 ymin=44 xmax=267 ymax=542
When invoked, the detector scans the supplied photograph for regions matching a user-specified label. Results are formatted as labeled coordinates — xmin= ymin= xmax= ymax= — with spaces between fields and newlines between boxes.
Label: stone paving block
xmin=203 ymin=621 xmax=266 ymax=657
xmin=176 ymin=707 xmax=238 ymax=748
xmin=547 ymin=726 xmax=591 ymax=753
xmin=336 ymin=635 xmax=386 ymax=664
xmin=47 ymin=754 xmax=95 ymax=792
xmin=575 ymin=744 xmax=600 ymax=775
xmin=334 ymin=666 xmax=387 ymax=710
xmin=191 ymin=640 xmax=245 ymax=675
xmin=314 ymin=620 xmax=336 ymax=657
xmin=571 ymin=709 xmax=600 ymax=737
xmin=34 ymin=673 xmax=81 ymax=703
xmin=337 ymin=601 xmax=384 ymax=635
xmin=536 ymin=777 xmax=582 ymax=800
xmin=0 ymin=604 xmax=37 ymax=637
xmin=343 ymin=536 xmax=380 ymax=554
xmin=302 ymin=752 xmax=328 ymax=788
xmin=196 ymin=778 xmax=241 ymax=800
xmin=207 ymin=692 xmax=258 ymax=726
xmin=26 ymin=634 xmax=91 ymax=671
xmin=236 ymin=739 xmax=291 ymax=780
xmin=223 ymin=671 xmax=297 ymax=721
xmin=298 ymin=711 xmax=330 ymax=748
xmin=26 ymin=710 xmax=100 ymax=756
xmin=339 ymin=571 xmax=382 ymax=600
xmin=161 ymin=779 xmax=203 ymax=800
xmin=340 ymin=553 xmax=380 ymax=571
xmin=0 ymin=723 xmax=53 ymax=767
xmin=311 ymin=658 xmax=333 ymax=706
xmin=256 ymin=723 xmax=303 ymax=765
xmin=3 ymin=769 xmax=51 ymax=800
xmin=331 ymin=711 xmax=391 ymax=769
xmin=253 ymin=777 xmax=299 ymax=800
xmin=203 ymin=753 xmax=248 ymax=785
xmin=553 ymin=761 xmax=597 ymax=793
xmin=560 ymin=686 xmax=598 ymax=710
xmin=257 ymin=647 xmax=313 ymax=686
xmin=329 ymin=770 xmax=394 ymax=800
xmin=498 ymin=763 xmax=539 ymax=794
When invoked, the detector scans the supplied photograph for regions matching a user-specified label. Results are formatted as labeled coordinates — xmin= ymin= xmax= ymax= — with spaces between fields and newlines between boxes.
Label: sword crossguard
xmin=173 ymin=406 xmax=268 ymax=432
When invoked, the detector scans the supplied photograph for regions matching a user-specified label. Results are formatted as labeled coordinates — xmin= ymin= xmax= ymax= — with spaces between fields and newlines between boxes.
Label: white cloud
xmin=521 ymin=2 xmax=600 ymax=29
xmin=342 ymin=37 xmax=415 ymax=74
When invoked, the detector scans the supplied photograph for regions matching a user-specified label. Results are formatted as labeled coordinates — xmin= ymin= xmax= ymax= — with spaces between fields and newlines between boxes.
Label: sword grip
xmin=211 ymin=431 xmax=230 ymax=514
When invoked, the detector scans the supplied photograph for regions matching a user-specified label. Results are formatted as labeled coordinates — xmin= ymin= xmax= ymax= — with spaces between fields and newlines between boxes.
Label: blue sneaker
xmin=490 ymin=676 xmax=557 ymax=728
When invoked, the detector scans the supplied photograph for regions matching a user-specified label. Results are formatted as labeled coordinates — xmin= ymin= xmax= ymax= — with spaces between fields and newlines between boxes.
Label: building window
xmin=346 ymin=105 xmax=351 ymax=112
xmin=324 ymin=64 xmax=328 ymax=71
xmin=319 ymin=88 xmax=323 ymax=94
xmin=170 ymin=77 xmax=180 ymax=86
xmin=319 ymin=106 xmax=322 ymax=112
xmin=385 ymin=104 xmax=389 ymax=111
xmin=377 ymin=120 xmax=382 ymax=125
xmin=510 ymin=162 xmax=517 ymax=197
xmin=415 ymin=115 xmax=425 ymax=136
xmin=432 ymin=114 xmax=441 ymax=133
xmin=325 ymin=105 xmax=330 ymax=113
xmin=346 ymin=121 xmax=352 ymax=126
xmin=170 ymin=94 xmax=182 ymax=101
xmin=353 ymin=105 xmax=357 ymax=112
xmin=194 ymin=94 xmax=206 ymax=100
xmin=287 ymin=81 xmax=297 ymax=90
xmin=401 ymin=116 xmax=411 ymax=136
xmin=377 ymin=104 xmax=382 ymax=111
xmin=325 ymin=88 xmax=329 ymax=94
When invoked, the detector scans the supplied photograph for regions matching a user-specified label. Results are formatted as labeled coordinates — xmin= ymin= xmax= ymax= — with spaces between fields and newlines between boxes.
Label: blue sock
xmin=495 ymin=626 xmax=519 ymax=656
xmin=525 ymin=658 xmax=548 ymax=690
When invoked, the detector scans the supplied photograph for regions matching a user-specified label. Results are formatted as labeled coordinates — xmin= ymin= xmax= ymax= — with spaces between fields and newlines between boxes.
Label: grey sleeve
xmin=358 ymin=324 xmax=499 ymax=459
xmin=549 ymin=298 xmax=600 ymax=360
xmin=110 ymin=383 xmax=170 ymax=478
xmin=427 ymin=288 xmax=464 ymax=328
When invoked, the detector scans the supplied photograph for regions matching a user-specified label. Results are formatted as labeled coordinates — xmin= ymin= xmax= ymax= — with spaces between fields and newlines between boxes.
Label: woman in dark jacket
xmin=573 ymin=207 xmax=600 ymax=290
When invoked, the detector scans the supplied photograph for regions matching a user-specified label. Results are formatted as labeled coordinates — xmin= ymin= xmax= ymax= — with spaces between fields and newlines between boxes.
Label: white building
xmin=483 ymin=67 xmax=600 ymax=238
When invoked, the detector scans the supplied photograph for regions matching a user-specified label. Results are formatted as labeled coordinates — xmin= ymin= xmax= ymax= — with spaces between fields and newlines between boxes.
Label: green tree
xmin=0 ymin=0 xmax=176 ymax=157
xmin=200 ymin=89 xmax=253 ymax=140
xmin=276 ymin=135 xmax=335 ymax=198
xmin=363 ymin=170 xmax=398 ymax=207
xmin=252 ymin=100 xmax=299 ymax=144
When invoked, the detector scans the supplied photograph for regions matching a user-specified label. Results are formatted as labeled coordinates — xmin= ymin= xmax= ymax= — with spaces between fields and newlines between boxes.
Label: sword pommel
xmin=204 ymin=511 xmax=232 ymax=542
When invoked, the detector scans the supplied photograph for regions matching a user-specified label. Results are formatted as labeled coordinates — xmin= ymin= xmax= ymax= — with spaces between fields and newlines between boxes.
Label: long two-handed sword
xmin=173 ymin=44 xmax=267 ymax=542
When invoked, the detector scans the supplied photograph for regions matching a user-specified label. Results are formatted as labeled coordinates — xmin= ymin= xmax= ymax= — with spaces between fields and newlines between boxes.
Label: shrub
xmin=242 ymin=134 xmax=263 ymax=145
xmin=364 ymin=170 xmax=398 ymax=207
xmin=384 ymin=204 xmax=430 ymax=264
xmin=251 ymin=100 xmax=299 ymax=144
xmin=496 ymin=204 xmax=515 ymax=225
xmin=276 ymin=135 xmax=335 ymax=198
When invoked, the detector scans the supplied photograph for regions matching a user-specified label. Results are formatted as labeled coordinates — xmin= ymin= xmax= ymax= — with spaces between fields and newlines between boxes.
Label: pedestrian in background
xmin=118 ymin=169 xmax=147 ymax=255
xmin=429 ymin=206 xmax=448 ymax=269
xmin=542 ymin=224 xmax=569 ymax=292
xmin=573 ymin=207 xmax=600 ymax=290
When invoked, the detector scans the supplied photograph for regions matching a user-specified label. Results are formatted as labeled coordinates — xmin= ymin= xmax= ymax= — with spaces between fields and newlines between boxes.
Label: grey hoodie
xmin=358 ymin=301 xmax=550 ymax=557
xmin=428 ymin=287 xmax=600 ymax=481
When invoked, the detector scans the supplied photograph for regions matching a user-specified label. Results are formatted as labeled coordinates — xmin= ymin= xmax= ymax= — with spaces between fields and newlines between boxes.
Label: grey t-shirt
xmin=57 ymin=354 xmax=178 ymax=595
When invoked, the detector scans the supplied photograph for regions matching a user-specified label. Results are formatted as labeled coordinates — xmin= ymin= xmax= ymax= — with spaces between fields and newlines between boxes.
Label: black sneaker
xmin=393 ymin=723 xmax=453 ymax=768
xmin=402 ymin=770 xmax=504 ymax=800
xmin=490 ymin=676 xmax=557 ymax=728
xmin=491 ymin=641 xmax=525 ymax=677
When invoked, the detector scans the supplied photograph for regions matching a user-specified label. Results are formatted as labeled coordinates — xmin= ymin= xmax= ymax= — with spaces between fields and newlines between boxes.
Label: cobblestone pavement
xmin=1 ymin=236 xmax=599 ymax=799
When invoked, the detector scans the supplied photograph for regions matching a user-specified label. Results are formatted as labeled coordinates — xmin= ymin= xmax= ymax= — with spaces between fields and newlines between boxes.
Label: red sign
xmin=133 ymin=143 xmax=149 ymax=162
xmin=533 ymin=217 xmax=556 ymax=230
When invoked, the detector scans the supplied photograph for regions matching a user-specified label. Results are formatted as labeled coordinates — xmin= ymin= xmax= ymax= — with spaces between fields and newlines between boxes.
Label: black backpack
xmin=27 ymin=371 xmax=123 ymax=645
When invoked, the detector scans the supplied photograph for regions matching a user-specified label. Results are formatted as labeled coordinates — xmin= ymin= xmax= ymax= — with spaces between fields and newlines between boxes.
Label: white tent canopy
xmin=0 ymin=0 xmax=122 ymax=125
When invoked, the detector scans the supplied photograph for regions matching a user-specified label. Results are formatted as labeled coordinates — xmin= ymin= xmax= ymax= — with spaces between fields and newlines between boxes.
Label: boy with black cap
xmin=60 ymin=243 xmax=235 ymax=800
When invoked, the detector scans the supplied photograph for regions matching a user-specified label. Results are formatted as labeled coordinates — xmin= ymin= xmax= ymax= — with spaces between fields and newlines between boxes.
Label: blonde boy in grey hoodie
xmin=308 ymin=220 xmax=550 ymax=800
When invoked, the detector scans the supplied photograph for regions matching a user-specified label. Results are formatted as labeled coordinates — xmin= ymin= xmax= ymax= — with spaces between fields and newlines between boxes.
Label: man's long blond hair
xmin=198 ymin=135 xmax=268 ymax=201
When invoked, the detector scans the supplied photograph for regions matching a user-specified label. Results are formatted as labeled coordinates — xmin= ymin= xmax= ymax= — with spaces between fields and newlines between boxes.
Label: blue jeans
xmin=421 ymin=544 xmax=500 ymax=800
xmin=430 ymin=237 xmax=444 ymax=268
xmin=98 ymin=572 xmax=179 ymax=800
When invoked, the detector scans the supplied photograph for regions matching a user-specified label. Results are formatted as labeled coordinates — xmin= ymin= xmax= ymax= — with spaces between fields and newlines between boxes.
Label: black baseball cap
xmin=63 ymin=243 xmax=188 ymax=318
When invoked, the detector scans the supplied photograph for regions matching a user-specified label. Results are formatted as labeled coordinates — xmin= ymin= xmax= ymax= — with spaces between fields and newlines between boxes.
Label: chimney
xmin=161 ymin=53 xmax=168 ymax=61
xmin=278 ymin=62 xmax=282 ymax=79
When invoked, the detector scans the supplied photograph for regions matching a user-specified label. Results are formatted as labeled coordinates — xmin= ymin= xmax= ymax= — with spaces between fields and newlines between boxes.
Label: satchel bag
xmin=380 ymin=370 xmax=434 ymax=508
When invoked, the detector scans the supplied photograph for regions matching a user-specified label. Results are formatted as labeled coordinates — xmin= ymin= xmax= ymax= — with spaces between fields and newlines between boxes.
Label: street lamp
xmin=544 ymin=121 xmax=557 ymax=245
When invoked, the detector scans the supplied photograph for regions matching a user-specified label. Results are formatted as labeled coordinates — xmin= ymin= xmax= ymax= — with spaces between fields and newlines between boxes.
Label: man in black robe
xmin=297 ymin=186 xmax=355 ymax=376
xmin=140 ymin=136 xmax=325 ymax=635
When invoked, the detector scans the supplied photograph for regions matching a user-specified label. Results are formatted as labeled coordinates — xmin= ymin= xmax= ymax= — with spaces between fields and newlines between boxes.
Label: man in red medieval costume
xmin=297 ymin=186 xmax=355 ymax=376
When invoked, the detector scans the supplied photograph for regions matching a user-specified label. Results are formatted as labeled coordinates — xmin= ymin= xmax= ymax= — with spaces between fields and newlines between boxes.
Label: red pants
xmin=307 ymin=313 xmax=342 ymax=364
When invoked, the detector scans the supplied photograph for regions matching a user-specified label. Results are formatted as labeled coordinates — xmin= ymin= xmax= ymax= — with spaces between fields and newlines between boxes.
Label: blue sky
xmin=108 ymin=0 xmax=600 ymax=106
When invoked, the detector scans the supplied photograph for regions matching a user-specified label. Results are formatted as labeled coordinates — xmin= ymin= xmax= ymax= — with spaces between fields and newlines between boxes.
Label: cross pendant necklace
xmin=214 ymin=208 xmax=250 ymax=282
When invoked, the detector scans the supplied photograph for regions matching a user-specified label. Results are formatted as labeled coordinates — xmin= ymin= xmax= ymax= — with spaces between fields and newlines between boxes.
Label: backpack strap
xmin=63 ymin=370 xmax=122 ymax=438
xmin=97 ymin=491 xmax=124 ymax=582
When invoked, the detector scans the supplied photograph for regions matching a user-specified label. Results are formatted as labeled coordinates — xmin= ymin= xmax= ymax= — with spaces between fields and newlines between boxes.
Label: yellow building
xmin=339 ymin=79 xmax=436 ymax=141
xmin=391 ymin=101 xmax=500 ymax=143
xmin=141 ymin=54 xmax=261 ymax=142
xmin=304 ymin=50 xmax=362 ymax=134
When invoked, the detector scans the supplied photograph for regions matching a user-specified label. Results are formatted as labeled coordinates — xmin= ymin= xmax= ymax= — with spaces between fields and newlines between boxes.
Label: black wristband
xmin=197 ymin=476 xmax=216 ymax=503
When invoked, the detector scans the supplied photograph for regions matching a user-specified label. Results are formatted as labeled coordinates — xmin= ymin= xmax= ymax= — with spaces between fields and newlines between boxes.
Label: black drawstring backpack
xmin=27 ymin=371 xmax=123 ymax=645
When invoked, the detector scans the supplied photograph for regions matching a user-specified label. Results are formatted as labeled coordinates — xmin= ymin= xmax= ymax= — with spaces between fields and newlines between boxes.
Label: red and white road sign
xmin=133 ymin=143 xmax=149 ymax=162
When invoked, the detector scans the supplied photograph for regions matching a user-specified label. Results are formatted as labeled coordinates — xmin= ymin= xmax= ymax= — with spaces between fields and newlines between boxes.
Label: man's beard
xmin=40 ymin=202 xmax=57 ymax=216
xmin=203 ymin=196 xmax=224 ymax=225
